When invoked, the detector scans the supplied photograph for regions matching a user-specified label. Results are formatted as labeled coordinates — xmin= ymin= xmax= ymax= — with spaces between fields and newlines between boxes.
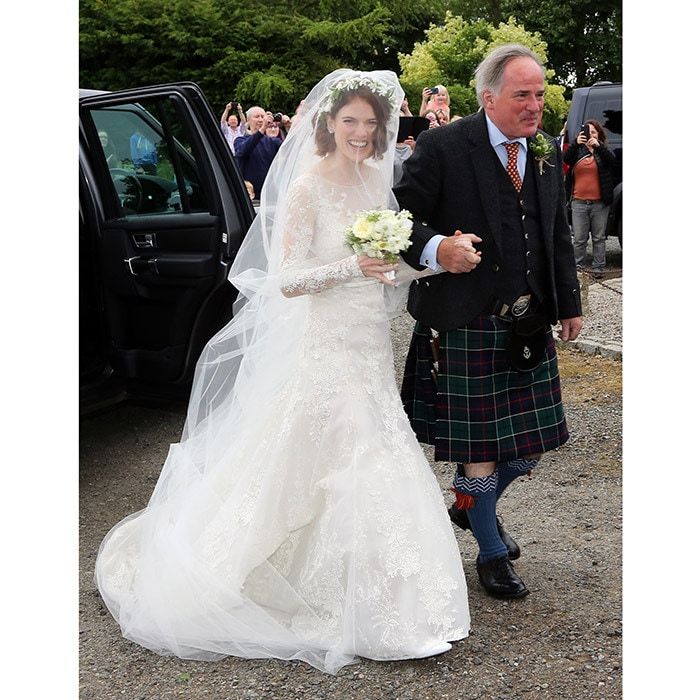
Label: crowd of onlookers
xmin=220 ymin=101 xmax=297 ymax=200
xmin=222 ymin=85 xmax=460 ymax=201
xmin=224 ymin=82 xmax=615 ymax=276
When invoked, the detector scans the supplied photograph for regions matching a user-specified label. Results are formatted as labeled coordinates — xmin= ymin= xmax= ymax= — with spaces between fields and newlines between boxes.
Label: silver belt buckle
xmin=511 ymin=294 xmax=531 ymax=317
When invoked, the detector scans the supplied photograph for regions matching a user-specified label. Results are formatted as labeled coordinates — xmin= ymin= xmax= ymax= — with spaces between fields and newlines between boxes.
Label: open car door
xmin=79 ymin=83 xmax=254 ymax=404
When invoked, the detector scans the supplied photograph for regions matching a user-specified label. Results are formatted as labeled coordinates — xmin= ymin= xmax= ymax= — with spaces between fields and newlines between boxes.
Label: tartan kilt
xmin=400 ymin=315 xmax=569 ymax=463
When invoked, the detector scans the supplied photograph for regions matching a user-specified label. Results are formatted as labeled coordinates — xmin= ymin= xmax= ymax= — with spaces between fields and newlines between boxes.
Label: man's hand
xmin=436 ymin=231 xmax=482 ymax=274
xmin=559 ymin=316 xmax=583 ymax=342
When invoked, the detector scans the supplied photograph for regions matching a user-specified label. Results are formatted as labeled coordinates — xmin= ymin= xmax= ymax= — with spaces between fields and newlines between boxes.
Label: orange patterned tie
xmin=504 ymin=142 xmax=522 ymax=191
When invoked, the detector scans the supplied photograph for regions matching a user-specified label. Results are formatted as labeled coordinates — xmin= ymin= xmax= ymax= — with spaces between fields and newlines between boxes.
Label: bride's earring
xmin=328 ymin=126 xmax=335 ymax=134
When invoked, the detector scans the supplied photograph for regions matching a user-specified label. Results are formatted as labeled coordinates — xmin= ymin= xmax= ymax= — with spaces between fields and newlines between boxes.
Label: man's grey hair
xmin=474 ymin=44 xmax=544 ymax=107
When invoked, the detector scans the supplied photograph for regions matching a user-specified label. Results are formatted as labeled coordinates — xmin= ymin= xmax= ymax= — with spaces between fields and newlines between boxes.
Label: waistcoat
xmin=491 ymin=150 xmax=547 ymax=306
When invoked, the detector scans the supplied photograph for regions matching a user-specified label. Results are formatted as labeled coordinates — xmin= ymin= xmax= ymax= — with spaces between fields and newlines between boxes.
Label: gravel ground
xmin=79 ymin=270 xmax=622 ymax=700
xmin=569 ymin=274 xmax=622 ymax=349
xmin=552 ymin=234 xmax=622 ymax=357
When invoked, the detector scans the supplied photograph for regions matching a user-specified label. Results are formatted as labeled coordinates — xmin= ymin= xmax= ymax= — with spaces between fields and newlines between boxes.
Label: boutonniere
xmin=529 ymin=133 xmax=555 ymax=175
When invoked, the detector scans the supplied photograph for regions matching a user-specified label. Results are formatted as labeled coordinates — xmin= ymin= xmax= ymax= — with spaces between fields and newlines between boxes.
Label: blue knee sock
xmin=495 ymin=457 xmax=539 ymax=501
xmin=452 ymin=468 xmax=506 ymax=563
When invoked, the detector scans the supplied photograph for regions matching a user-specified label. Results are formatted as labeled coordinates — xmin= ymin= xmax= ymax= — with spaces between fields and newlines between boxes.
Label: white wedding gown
xmin=95 ymin=172 xmax=470 ymax=674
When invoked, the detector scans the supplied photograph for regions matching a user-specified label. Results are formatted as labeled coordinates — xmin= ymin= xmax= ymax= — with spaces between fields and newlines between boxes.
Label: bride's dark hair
xmin=315 ymin=85 xmax=391 ymax=160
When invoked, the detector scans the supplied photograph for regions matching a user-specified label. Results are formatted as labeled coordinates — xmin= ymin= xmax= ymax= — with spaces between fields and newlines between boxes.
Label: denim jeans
xmin=571 ymin=199 xmax=609 ymax=270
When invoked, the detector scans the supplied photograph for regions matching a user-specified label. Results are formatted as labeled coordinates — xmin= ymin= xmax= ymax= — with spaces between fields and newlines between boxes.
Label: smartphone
xmin=581 ymin=123 xmax=590 ymax=139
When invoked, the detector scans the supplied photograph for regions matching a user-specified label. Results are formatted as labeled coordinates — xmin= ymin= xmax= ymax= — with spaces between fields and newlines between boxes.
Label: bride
xmin=94 ymin=69 xmax=470 ymax=674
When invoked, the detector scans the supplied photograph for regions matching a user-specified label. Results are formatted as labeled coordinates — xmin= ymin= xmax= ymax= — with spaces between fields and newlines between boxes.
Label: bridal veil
xmin=94 ymin=70 xmax=469 ymax=674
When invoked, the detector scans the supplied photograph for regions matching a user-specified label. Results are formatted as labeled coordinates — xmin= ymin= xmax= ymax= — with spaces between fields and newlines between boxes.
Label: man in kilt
xmin=394 ymin=44 xmax=583 ymax=599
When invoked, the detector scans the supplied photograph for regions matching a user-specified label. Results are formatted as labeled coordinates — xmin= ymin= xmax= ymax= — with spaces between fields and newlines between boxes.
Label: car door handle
xmin=124 ymin=254 xmax=215 ymax=277
xmin=124 ymin=256 xmax=158 ymax=275
xmin=132 ymin=232 xmax=156 ymax=248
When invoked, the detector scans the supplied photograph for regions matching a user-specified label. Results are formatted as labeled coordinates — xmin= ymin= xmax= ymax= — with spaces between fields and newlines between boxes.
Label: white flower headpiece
xmin=318 ymin=74 xmax=399 ymax=114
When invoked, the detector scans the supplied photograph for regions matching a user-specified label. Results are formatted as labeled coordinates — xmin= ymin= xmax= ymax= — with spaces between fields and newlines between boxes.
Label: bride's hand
xmin=357 ymin=255 xmax=399 ymax=286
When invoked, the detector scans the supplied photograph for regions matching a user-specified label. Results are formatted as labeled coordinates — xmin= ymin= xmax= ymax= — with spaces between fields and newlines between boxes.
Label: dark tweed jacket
xmin=394 ymin=110 xmax=582 ymax=331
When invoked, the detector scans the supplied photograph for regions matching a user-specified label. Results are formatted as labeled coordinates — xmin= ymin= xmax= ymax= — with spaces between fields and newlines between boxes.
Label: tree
xmin=79 ymin=0 xmax=620 ymax=114
xmin=79 ymin=0 xmax=446 ymax=114
xmin=445 ymin=0 xmax=622 ymax=88
xmin=399 ymin=14 xmax=568 ymax=133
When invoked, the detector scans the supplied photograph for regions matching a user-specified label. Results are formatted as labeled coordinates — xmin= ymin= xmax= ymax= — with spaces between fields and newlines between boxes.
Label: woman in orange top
xmin=563 ymin=119 xmax=617 ymax=278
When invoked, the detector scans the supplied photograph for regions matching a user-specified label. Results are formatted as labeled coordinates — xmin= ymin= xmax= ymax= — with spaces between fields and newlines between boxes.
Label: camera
xmin=273 ymin=113 xmax=283 ymax=122
xmin=429 ymin=87 xmax=439 ymax=95
xmin=581 ymin=123 xmax=590 ymax=139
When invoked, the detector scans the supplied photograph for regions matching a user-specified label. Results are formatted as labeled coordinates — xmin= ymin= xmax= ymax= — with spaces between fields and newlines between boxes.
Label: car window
xmin=584 ymin=90 xmax=622 ymax=143
xmin=87 ymin=97 xmax=209 ymax=216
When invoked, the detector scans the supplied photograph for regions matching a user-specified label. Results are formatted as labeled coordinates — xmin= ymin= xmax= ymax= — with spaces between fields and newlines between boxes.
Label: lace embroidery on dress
xmin=279 ymin=173 xmax=364 ymax=297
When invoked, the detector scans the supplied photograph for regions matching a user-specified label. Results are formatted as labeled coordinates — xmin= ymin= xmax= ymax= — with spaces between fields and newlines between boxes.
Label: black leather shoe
xmin=476 ymin=555 xmax=530 ymax=599
xmin=448 ymin=505 xmax=521 ymax=560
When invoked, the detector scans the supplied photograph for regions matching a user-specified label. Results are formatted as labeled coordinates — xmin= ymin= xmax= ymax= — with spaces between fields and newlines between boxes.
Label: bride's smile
xmin=326 ymin=97 xmax=378 ymax=163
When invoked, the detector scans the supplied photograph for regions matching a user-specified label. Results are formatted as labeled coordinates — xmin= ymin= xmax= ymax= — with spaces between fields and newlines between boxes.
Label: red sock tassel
xmin=451 ymin=488 xmax=475 ymax=510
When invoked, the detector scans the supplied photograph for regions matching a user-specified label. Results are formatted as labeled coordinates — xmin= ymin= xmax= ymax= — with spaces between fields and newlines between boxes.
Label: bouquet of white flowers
xmin=345 ymin=209 xmax=413 ymax=280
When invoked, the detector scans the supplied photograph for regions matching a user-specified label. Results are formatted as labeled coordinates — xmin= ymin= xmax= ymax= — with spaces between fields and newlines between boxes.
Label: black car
xmin=562 ymin=82 xmax=622 ymax=244
xmin=80 ymin=83 xmax=256 ymax=414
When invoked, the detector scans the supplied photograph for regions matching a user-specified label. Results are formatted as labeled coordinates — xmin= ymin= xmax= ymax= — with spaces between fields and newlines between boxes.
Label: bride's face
xmin=327 ymin=97 xmax=378 ymax=163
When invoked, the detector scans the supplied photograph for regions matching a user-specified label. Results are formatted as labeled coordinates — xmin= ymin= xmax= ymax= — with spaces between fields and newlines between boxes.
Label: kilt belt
xmin=400 ymin=315 xmax=569 ymax=463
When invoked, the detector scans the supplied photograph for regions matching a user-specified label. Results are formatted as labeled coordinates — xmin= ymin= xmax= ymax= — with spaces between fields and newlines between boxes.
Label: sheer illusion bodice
xmin=94 ymin=170 xmax=469 ymax=675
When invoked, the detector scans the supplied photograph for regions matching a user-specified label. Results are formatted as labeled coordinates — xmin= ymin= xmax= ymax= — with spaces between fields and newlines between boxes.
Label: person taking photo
xmin=564 ymin=119 xmax=617 ymax=278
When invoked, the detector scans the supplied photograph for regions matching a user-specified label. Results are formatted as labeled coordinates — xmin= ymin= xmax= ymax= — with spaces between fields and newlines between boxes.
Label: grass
xmin=557 ymin=347 xmax=622 ymax=406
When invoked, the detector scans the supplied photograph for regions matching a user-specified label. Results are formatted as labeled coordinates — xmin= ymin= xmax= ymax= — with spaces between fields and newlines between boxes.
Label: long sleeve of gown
xmin=279 ymin=178 xmax=363 ymax=297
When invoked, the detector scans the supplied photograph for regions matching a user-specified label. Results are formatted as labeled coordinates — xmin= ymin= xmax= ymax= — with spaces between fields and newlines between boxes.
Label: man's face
xmin=248 ymin=108 xmax=265 ymax=132
xmin=483 ymin=57 xmax=544 ymax=140
xmin=227 ymin=114 xmax=239 ymax=129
